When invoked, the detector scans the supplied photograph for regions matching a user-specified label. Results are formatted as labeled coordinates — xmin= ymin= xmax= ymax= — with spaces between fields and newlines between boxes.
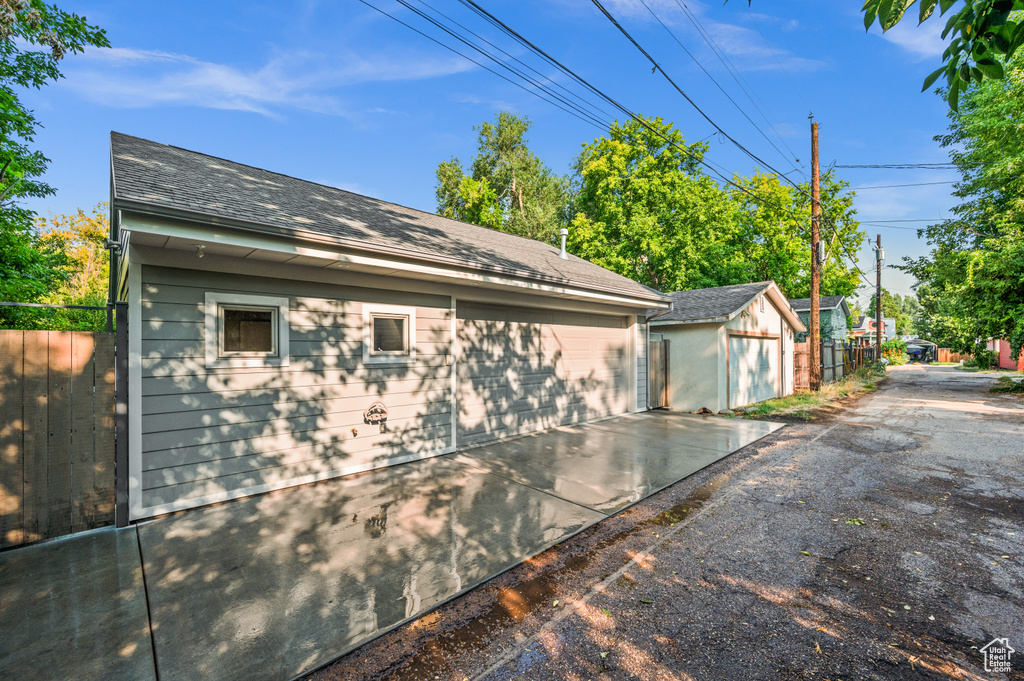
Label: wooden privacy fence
xmin=821 ymin=341 xmax=844 ymax=384
xmin=0 ymin=330 xmax=115 ymax=549
xmin=648 ymin=339 xmax=670 ymax=409
xmin=794 ymin=341 xmax=810 ymax=391
xmin=937 ymin=348 xmax=970 ymax=363
xmin=795 ymin=341 xmax=877 ymax=391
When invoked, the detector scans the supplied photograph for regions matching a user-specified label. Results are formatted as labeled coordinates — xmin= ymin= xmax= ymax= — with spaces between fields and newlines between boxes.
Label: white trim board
xmin=121 ymin=214 xmax=668 ymax=311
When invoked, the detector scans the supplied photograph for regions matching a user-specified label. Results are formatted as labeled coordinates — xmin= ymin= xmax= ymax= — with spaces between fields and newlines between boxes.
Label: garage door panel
xmin=457 ymin=303 xmax=631 ymax=444
xmin=728 ymin=336 xmax=779 ymax=409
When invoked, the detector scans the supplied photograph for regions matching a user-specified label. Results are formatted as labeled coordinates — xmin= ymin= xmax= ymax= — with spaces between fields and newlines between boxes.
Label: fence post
xmin=114 ymin=301 xmax=129 ymax=528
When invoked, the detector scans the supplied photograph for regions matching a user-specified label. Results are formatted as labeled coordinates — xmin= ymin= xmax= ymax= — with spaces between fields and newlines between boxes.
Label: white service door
xmin=728 ymin=336 xmax=779 ymax=408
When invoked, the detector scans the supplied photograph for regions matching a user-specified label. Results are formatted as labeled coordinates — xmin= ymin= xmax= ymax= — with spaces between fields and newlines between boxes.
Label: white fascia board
xmin=121 ymin=213 xmax=670 ymax=311
xmin=650 ymin=316 xmax=728 ymax=326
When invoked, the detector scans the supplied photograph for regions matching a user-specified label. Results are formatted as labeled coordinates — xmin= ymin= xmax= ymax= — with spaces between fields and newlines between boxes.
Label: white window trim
xmin=205 ymin=292 xmax=290 ymax=369
xmin=363 ymin=303 xmax=416 ymax=365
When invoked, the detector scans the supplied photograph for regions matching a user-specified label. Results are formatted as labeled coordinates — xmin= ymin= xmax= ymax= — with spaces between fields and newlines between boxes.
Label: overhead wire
xmin=744 ymin=6 xmax=812 ymax=115
xmin=364 ymin=0 xmax=875 ymax=287
xmin=633 ymin=0 xmax=801 ymax=176
xmin=672 ymin=0 xmax=804 ymax=173
xmin=355 ymin=0 xmax=609 ymax=130
xmin=587 ymin=0 xmax=805 ymax=186
xmin=406 ymin=0 xmax=616 ymax=125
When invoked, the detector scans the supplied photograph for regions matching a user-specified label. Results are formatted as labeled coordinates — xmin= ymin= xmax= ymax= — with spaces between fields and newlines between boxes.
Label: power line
xmin=744 ymin=6 xmax=812 ymax=115
xmin=860 ymin=219 xmax=945 ymax=223
xmin=633 ymin=0 xmax=802 ymax=176
xmin=672 ymin=0 xmax=805 ymax=174
xmin=392 ymin=0 xmax=611 ymax=129
xmin=834 ymin=163 xmax=992 ymax=169
xmin=854 ymin=181 xmax=957 ymax=189
xmin=586 ymin=0 xmax=803 ymax=185
xmin=366 ymin=0 xmax=873 ymax=286
xmin=356 ymin=0 xmax=609 ymax=130
xmin=407 ymin=0 xmax=616 ymax=125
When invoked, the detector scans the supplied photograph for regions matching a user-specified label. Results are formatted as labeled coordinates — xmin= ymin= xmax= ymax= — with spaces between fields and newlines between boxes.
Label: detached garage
xmin=649 ymin=281 xmax=806 ymax=413
xmin=110 ymin=133 xmax=670 ymax=520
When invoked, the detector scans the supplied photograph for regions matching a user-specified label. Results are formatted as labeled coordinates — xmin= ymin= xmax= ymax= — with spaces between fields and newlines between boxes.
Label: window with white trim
xmin=205 ymin=292 xmax=290 ymax=368
xmin=363 ymin=304 xmax=416 ymax=365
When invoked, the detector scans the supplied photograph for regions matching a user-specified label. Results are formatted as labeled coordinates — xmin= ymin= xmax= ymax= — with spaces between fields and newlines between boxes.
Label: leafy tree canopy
xmin=0 ymin=1 xmax=108 ymax=323
xmin=861 ymin=0 xmax=1024 ymax=109
xmin=729 ymin=170 xmax=864 ymax=300
xmin=901 ymin=53 xmax=1024 ymax=356
xmin=435 ymin=111 xmax=569 ymax=243
xmin=1 ymin=204 xmax=109 ymax=330
xmin=568 ymin=116 xmax=746 ymax=292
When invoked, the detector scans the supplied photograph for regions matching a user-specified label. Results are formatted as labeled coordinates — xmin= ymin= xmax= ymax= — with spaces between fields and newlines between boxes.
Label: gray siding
xmin=456 ymin=302 xmax=629 ymax=445
xmin=139 ymin=265 xmax=452 ymax=511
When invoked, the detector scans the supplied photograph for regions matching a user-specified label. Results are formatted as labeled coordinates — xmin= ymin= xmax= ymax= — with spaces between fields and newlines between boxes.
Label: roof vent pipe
xmin=559 ymin=228 xmax=568 ymax=259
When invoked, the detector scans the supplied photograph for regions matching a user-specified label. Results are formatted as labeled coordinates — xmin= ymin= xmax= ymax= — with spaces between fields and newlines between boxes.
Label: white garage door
xmin=728 ymin=336 xmax=779 ymax=409
xmin=457 ymin=302 xmax=630 ymax=446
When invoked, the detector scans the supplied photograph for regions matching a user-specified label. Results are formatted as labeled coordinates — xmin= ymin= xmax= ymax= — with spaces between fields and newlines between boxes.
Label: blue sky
xmin=25 ymin=0 xmax=961 ymax=305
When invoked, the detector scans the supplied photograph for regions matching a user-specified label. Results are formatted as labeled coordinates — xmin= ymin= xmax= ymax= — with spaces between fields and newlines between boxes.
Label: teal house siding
xmin=788 ymin=296 xmax=851 ymax=343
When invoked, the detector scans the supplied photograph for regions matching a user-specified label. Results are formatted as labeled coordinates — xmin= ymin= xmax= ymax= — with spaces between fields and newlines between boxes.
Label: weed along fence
xmin=0 ymin=330 xmax=116 ymax=549
xmin=794 ymin=341 xmax=875 ymax=391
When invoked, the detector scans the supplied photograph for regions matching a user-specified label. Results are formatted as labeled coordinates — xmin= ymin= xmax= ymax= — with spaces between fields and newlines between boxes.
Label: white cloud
xmin=876 ymin=17 xmax=948 ymax=60
xmin=61 ymin=46 xmax=477 ymax=117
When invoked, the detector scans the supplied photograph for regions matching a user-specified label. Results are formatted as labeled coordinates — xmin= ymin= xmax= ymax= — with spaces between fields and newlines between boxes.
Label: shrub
xmin=880 ymin=339 xmax=907 ymax=366
xmin=855 ymin=361 xmax=886 ymax=379
xmin=964 ymin=349 xmax=997 ymax=369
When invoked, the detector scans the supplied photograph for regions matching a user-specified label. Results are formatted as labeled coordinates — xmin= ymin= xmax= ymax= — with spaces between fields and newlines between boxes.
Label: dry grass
xmin=743 ymin=364 xmax=886 ymax=420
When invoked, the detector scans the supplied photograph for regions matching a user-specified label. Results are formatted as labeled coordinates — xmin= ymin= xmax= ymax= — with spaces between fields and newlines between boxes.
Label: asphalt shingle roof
xmin=110 ymin=132 xmax=665 ymax=302
xmin=788 ymin=295 xmax=847 ymax=312
xmin=650 ymin=282 xmax=772 ymax=323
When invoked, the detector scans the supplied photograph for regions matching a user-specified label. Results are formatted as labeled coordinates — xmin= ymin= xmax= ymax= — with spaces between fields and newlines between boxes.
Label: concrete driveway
xmin=313 ymin=365 xmax=1024 ymax=681
xmin=0 ymin=410 xmax=780 ymax=681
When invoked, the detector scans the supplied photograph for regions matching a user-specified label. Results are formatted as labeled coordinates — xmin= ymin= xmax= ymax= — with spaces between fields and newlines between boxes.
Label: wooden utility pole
xmin=809 ymin=118 xmax=821 ymax=391
xmin=875 ymin=234 xmax=883 ymax=357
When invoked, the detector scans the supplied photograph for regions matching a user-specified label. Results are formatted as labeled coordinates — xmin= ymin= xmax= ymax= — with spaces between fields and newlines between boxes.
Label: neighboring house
xmin=851 ymin=316 xmax=892 ymax=344
xmin=986 ymin=338 xmax=1024 ymax=370
xmin=787 ymin=295 xmax=851 ymax=343
xmin=648 ymin=281 xmax=806 ymax=413
xmin=110 ymin=132 xmax=671 ymax=521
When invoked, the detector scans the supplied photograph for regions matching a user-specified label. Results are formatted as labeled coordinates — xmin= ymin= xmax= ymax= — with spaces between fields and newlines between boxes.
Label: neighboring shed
xmin=109 ymin=133 xmax=670 ymax=520
xmin=649 ymin=282 xmax=806 ymax=413
xmin=788 ymin=295 xmax=851 ymax=343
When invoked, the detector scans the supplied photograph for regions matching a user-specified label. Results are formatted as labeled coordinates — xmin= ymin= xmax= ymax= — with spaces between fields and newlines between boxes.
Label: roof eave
xmin=114 ymin=196 xmax=671 ymax=307
xmin=650 ymin=315 xmax=729 ymax=326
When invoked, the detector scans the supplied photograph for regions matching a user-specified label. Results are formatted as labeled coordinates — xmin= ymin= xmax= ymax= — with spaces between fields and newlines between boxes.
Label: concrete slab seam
xmin=134 ymin=525 xmax=161 ymax=681
xmin=470 ymin=423 xmax=840 ymax=681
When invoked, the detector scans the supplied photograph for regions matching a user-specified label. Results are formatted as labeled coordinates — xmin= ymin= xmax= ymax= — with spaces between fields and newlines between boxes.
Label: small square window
xmin=363 ymin=304 xmax=416 ymax=365
xmin=372 ymin=314 xmax=407 ymax=353
xmin=223 ymin=307 xmax=276 ymax=354
xmin=205 ymin=292 xmax=290 ymax=368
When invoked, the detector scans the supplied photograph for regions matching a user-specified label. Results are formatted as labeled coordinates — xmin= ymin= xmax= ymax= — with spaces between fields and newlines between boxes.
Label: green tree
xmin=0 ymin=2 xmax=108 ymax=319
xmin=568 ymin=116 xmax=745 ymax=292
xmin=729 ymin=170 xmax=865 ymax=299
xmin=868 ymin=288 xmax=917 ymax=335
xmin=862 ymin=0 xmax=1024 ymax=109
xmin=1 ymin=204 xmax=110 ymax=330
xmin=901 ymin=54 xmax=1024 ymax=357
xmin=435 ymin=111 xmax=569 ymax=243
